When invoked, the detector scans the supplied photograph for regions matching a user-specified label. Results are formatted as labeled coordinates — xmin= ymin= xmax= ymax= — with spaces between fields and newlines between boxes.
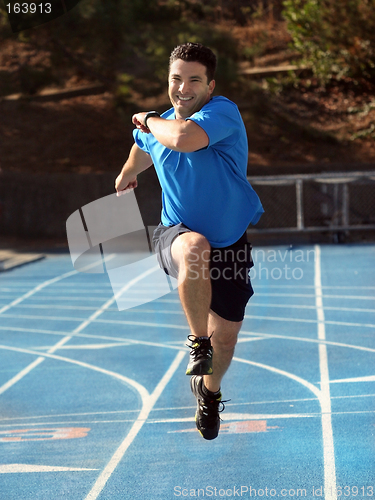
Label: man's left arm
xmin=133 ymin=112 xmax=209 ymax=153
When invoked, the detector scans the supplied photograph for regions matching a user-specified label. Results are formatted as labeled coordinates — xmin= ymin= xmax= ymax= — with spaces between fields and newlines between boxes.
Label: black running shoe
xmin=185 ymin=334 xmax=213 ymax=376
xmin=190 ymin=375 xmax=226 ymax=440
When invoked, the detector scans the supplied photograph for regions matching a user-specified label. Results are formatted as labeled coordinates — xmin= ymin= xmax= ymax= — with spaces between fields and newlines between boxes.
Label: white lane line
xmin=250 ymin=285 xmax=375 ymax=290
xmin=0 ymin=252 xmax=116 ymax=313
xmin=2 ymin=325 xmax=374 ymax=355
xmin=0 ymin=357 xmax=45 ymax=396
xmin=15 ymin=305 xmax=186 ymax=315
xmin=0 ymin=313 xmax=191 ymax=329
xmin=4 ymin=283 xmax=374 ymax=290
xmin=233 ymin=357 xmax=321 ymax=399
xmin=0 ymin=255 xmax=117 ymax=316
xmin=152 ymin=409 xmax=375 ymax=425
xmin=0 ymin=264 xmax=84 ymax=396
xmin=2 ymin=262 xmax=174 ymax=419
xmin=248 ymin=304 xmax=375 ymax=314
xmin=244 ymin=314 xmax=375 ymax=329
xmin=2 ymin=291 xmax=373 ymax=301
xmin=236 ymin=336 xmax=269 ymax=343
xmin=0 ymin=409 xmax=140 ymax=423
xmin=149 ymin=413 xmax=319 ymax=424
xmin=1 ymin=410 xmax=375 ymax=430
xmin=0 ymin=270 xmax=77 ymax=315
xmin=0 ymin=296 xmax=112 ymax=303
xmin=0 ymin=326 xmax=188 ymax=352
xmin=254 ymin=293 xmax=375 ymax=300
xmin=239 ymin=331 xmax=375 ymax=354
xmin=315 ymin=245 xmax=337 ymax=500
xmin=0 ymin=464 xmax=98 ymax=474
xmin=3 ymin=299 xmax=375 ymax=318
xmin=0 ymin=282 xmax=112 ymax=289
xmin=73 ymin=265 xmax=160 ymax=336
xmin=0 ymin=342 xmax=185 ymax=499
xmin=84 ymin=350 xmax=186 ymax=500
xmin=53 ymin=264 xmax=162 ymax=355
xmin=16 ymin=304 xmax=103 ymax=311
xmin=330 ymin=375 xmax=375 ymax=384
xmin=0 ymin=344 xmax=150 ymax=400
xmin=0 ymin=255 xmax=145 ymax=397
xmin=4 ymin=312 xmax=375 ymax=330
xmin=8 ymin=302 xmax=375 ymax=314
xmin=2 ymin=393 xmax=373 ymax=426
xmin=33 ymin=343 xmax=132 ymax=351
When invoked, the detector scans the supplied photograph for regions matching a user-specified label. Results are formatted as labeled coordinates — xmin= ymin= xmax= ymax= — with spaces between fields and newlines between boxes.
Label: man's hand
xmin=132 ymin=112 xmax=151 ymax=134
xmin=115 ymin=173 xmax=138 ymax=196
xmin=114 ymin=144 xmax=153 ymax=197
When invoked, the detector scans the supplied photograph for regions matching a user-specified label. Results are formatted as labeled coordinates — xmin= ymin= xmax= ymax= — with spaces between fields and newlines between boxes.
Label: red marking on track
xmin=170 ymin=420 xmax=279 ymax=435
xmin=221 ymin=420 xmax=268 ymax=434
xmin=0 ymin=427 xmax=91 ymax=442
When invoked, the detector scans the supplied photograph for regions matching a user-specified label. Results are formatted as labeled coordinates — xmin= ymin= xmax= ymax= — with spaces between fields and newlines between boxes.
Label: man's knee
xmin=212 ymin=327 xmax=241 ymax=352
xmin=179 ymin=232 xmax=211 ymax=263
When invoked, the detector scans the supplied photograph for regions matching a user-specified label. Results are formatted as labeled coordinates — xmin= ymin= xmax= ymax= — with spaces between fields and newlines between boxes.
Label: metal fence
xmin=247 ymin=171 xmax=375 ymax=235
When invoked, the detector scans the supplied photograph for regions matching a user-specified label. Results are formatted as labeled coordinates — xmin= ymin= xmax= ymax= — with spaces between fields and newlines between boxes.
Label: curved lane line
xmin=0 ymin=345 xmax=186 ymax=500
xmin=232 ymin=356 xmax=321 ymax=400
xmin=0 ymin=344 xmax=150 ymax=401
xmin=0 ymin=256 xmax=118 ymax=394
xmin=0 ymin=260 xmax=158 ymax=395
xmin=239 ymin=331 xmax=375 ymax=354
xmin=84 ymin=350 xmax=186 ymax=500
xmin=0 ymin=326 xmax=188 ymax=352
xmin=244 ymin=314 xmax=375 ymax=329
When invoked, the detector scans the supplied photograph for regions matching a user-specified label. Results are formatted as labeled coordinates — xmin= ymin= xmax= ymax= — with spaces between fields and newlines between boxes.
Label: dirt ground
xmin=0 ymin=29 xmax=374 ymax=178
xmin=0 ymin=29 xmax=374 ymax=252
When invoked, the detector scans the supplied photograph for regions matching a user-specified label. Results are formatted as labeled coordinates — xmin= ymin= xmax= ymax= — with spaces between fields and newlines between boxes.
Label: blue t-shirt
xmin=134 ymin=95 xmax=264 ymax=248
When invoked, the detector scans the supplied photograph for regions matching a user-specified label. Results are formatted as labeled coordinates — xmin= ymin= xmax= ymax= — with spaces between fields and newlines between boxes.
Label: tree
xmin=4 ymin=0 xmax=239 ymax=99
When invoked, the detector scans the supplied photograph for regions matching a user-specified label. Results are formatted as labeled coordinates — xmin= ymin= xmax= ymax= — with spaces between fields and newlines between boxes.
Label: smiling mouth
xmin=177 ymin=96 xmax=193 ymax=101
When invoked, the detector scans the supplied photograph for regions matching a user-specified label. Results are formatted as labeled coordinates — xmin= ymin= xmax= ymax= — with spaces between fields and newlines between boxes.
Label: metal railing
xmin=247 ymin=171 xmax=375 ymax=234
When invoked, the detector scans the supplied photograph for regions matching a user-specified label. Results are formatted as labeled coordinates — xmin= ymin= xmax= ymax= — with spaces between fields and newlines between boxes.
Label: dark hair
xmin=169 ymin=43 xmax=217 ymax=82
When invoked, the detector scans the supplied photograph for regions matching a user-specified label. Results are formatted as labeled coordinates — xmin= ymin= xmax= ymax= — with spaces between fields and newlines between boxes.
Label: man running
xmin=115 ymin=42 xmax=264 ymax=440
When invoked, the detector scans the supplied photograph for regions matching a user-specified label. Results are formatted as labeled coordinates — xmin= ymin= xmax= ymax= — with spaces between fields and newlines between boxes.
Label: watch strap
xmin=144 ymin=111 xmax=160 ymax=128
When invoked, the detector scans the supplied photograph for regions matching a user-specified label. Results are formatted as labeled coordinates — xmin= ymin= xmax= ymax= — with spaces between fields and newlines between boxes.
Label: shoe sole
xmin=186 ymin=360 xmax=213 ymax=376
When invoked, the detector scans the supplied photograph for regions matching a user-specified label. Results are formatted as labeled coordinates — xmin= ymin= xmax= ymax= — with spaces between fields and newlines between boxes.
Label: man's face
xmin=168 ymin=59 xmax=215 ymax=119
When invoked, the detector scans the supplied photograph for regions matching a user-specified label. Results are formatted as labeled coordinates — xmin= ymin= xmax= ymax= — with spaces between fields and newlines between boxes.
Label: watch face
xmin=5 ymin=0 xmax=81 ymax=33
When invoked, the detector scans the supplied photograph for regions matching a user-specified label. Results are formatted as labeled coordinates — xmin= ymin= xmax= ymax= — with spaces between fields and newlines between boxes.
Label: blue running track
xmin=0 ymin=244 xmax=374 ymax=500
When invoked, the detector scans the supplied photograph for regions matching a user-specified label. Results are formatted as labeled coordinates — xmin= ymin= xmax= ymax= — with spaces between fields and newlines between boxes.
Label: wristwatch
xmin=144 ymin=111 xmax=160 ymax=128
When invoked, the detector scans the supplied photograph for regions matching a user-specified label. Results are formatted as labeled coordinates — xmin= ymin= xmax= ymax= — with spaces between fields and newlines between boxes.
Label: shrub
xmin=282 ymin=0 xmax=375 ymax=83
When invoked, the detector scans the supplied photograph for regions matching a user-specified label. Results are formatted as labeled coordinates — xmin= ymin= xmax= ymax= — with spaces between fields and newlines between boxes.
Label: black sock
xmin=202 ymin=380 xmax=221 ymax=398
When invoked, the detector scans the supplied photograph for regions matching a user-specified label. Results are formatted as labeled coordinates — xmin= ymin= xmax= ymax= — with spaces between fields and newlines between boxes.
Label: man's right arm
xmin=115 ymin=143 xmax=153 ymax=195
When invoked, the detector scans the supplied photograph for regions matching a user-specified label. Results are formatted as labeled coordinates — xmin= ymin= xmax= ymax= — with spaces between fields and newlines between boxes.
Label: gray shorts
xmin=152 ymin=223 xmax=254 ymax=322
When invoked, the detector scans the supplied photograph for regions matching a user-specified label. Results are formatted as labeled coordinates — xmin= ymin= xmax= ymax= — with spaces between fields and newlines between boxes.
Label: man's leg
xmin=169 ymin=230 xmax=250 ymax=439
xmin=171 ymin=231 xmax=212 ymax=338
xmin=203 ymin=310 xmax=242 ymax=393
xmin=189 ymin=310 xmax=242 ymax=440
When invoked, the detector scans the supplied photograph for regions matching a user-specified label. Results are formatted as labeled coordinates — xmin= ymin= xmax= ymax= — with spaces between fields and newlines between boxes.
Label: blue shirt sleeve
xmin=133 ymin=129 xmax=150 ymax=154
xmin=186 ymin=97 xmax=242 ymax=148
